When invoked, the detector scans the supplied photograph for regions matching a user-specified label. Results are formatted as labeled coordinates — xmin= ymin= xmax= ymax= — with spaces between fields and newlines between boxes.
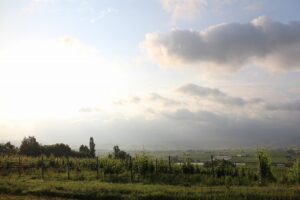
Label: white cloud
xmin=79 ymin=107 xmax=103 ymax=113
xmin=161 ymin=0 xmax=207 ymax=21
xmin=265 ymin=100 xmax=300 ymax=111
xmin=0 ymin=35 xmax=133 ymax=120
xmin=90 ymin=8 xmax=119 ymax=23
xmin=2 ymin=80 xmax=300 ymax=148
xmin=163 ymin=108 xmax=225 ymax=124
xmin=114 ymin=96 xmax=141 ymax=106
xmin=148 ymin=93 xmax=180 ymax=106
xmin=177 ymin=83 xmax=262 ymax=106
xmin=0 ymin=36 xmax=100 ymax=82
xmin=109 ymin=83 xmax=267 ymax=125
xmin=244 ymin=2 xmax=263 ymax=12
xmin=22 ymin=0 xmax=55 ymax=14
xmin=141 ymin=16 xmax=300 ymax=72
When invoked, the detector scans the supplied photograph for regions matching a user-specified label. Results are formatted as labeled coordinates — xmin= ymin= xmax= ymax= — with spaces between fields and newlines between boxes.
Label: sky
xmin=0 ymin=0 xmax=300 ymax=150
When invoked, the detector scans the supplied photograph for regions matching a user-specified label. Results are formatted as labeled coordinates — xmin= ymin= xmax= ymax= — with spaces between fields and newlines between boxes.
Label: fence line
xmin=0 ymin=155 xmax=291 ymax=183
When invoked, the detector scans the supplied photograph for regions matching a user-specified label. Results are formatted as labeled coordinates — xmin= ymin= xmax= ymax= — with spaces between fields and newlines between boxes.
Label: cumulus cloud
xmin=161 ymin=0 xmax=207 ymax=21
xmin=38 ymin=107 xmax=300 ymax=149
xmin=163 ymin=108 xmax=225 ymax=124
xmin=142 ymin=16 xmax=300 ymax=72
xmin=114 ymin=96 xmax=141 ymax=106
xmin=177 ymin=83 xmax=262 ymax=106
xmin=265 ymin=100 xmax=300 ymax=111
xmin=148 ymin=93 xmax=180 ymax=106
xmin=6 ymin=85 xmax=300 ymax=149
xmin=73 ymin=82 xmax=300 ymax=149
xmin=244 ymin=2 xmax=263 ymax=12
xmin=114 ymin=93 xmax=180 ymax=108
xmin=79 ymin=107 xmax=103 ymax=113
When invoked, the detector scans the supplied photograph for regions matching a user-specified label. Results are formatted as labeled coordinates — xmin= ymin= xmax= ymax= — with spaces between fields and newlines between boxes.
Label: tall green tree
xmin=89 ymin=137 xmax=95 ymax=158
xmin=79 ymin=145 xmax=90 ymax=157
xmin=0 ymin=142 xmax=17 ymax=155
xmin=257 ymin=149 xmax=275 ymax=184
xmin=112 ymin=145 xmax=129 ymax=160
xmin=19 ymin=136 xmax=41 ymax=156
xmin=41 ymin=143 xmax=73 ymax=157
xmin=113 ymin=145 xmax=120 ymax=158
xmin=289 ymin=159 xmax=300 ymax=183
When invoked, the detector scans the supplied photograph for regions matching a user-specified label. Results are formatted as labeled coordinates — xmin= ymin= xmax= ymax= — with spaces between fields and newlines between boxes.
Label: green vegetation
xmin=89 ymin=137 xmax=96 ymax=158
xmin=258 ymin=149 xmax=275 ymax=184
xmin=5 ymin=136 xmax=97 ymax=158
xmin=0 ymin=195 xmax=70 ymax=200
xmin=0 ymin=148 xmax=299 ymax=185
xmin=0 ymin=178 xmax=300 ymax=200
xmin=0 ymin=137 xmax=299 ymax=199
xmin=288 ymin=159 xmax=300 ymax=184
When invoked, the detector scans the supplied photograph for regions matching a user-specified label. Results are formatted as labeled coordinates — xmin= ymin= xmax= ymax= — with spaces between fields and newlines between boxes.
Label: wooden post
xmin=211 ymin=155 xmax=215 ymax=182
xmin=155 ymin=158 xmax=158 ymax=174
xmin=67 ymin=157 xmax=70 ymax=180
xmin=180 ymin=160 xmax=183 ymax=174
xmin=130 ymin=156 xmax=133 ymax=182
xmin=18 ymin=157 xmax=21 ymax=177
xmin=6 ymin=160 xmax=9 ymax=169
xmin=102 ymin=159 xmax=105 ymax=181
xmin=96 ymin=156 xmax=99 ymax=180
xmin=5 ymin=156 xmax=9 ymax=175
xmin=41 ymin=156 xmax=44 ymax=179
xmin=168 ymin=155 xmax=171 ymax=173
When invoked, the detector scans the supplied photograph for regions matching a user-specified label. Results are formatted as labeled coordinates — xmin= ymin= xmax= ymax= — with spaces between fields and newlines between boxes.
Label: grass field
xmin=0 ymin=177 xmax=300 ymax=200
xmin=0 ymin=195 xmax=71 ymax=200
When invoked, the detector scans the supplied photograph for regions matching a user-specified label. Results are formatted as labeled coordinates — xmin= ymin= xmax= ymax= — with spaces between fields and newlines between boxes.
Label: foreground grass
xmin=0 ymin=178 xmax=300 ymax=200
xmin=0 ymin=195 xmax=72 ymax=200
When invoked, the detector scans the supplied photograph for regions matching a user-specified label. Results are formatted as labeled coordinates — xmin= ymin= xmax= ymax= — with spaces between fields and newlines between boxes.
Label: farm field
xmin=129 ymin=148 xmax=298 ymax=164
xmin=0 ymin=148 xmax=299 ymax=199
xmin=0 ymin=149 xmax=297 ymax=184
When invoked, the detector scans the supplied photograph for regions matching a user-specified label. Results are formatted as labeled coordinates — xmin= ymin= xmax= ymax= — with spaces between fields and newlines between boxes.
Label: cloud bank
xmin=3 ymin=82 xmax=300 ymax=149
xmin=142 ymin=16 xmax=300 ymax=72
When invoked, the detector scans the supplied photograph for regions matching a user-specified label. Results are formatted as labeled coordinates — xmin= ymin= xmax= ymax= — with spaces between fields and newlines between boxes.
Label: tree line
xmin=0 ymin=136 xmax=96 ymax=158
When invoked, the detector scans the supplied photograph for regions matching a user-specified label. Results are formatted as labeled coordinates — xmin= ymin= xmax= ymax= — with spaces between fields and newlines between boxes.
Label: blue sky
xmin=0 ymin=0 xmax=300 ymax=149
xmin=3 ymin=0 xmax=299 ymax=60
